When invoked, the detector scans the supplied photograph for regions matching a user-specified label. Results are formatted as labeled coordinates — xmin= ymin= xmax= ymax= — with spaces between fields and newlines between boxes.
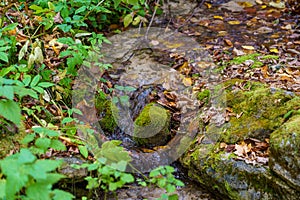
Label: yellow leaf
xmin=205 ymin=2 xmax=212 ymax=9
xmin=213 ymin=15 xmax=223 ymax=20
xmin=237 ymin=2 xmax=253 ymax=7
xmin=270 ymin=48 xmax=279 ymax=53
xmin=261 ymin=5 xmax=267 ymax=9
xmin=183 ymin=77 xmax=192 ymax=86
xmin=228 ymin=20 xmax=241 ymax=25
xmin=242 ymin=45 xmax=255 ymax=50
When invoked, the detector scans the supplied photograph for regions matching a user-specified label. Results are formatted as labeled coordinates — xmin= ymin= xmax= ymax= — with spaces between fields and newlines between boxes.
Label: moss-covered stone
xmin=133 ymin=103 xmax=171 ymax=147
xmin=180 ymin=79 xmax=300 ymax=199
xmin=270 ymin=114 xmax=300 ymax=191
xmin=218 ymin=79 xmax=300 ymax=143
xmin=94 ymin=92 xmax=117 ymax=133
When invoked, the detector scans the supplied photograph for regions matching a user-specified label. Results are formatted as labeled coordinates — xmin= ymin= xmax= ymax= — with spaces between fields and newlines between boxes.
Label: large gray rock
xmin=180 ymin=79 xmax=300 ymax=199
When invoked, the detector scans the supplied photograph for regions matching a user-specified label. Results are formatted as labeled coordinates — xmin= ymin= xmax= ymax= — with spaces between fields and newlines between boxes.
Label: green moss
xmin=197 ymin=89 xmax=210 ymax=103
xmin=229 ymin=53 xmax=263 ymax=68
xmin=218 ymin=79 xmax=300 ymax=143
xmin=133 ymin=103 xmax=171 ymax=147
xmin=94 ymin=92 xmax=117 ymax=133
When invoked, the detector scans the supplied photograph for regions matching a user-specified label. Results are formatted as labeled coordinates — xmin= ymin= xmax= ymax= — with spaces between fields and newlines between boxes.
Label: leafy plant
xmin=0 ymin=23 xmax=18 ymax=66
xmin=140 ymin=165 xmax=185 ymax=200
xmin=72 ymin=140 xmax=134 ymax=199
xmin=22 ymin=126 xmax=66 ymax=155
xmin=0 ymin=148 xmax=74 ymax=200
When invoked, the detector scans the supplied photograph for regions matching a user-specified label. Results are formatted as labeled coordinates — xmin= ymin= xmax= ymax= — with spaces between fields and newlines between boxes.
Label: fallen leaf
xmin=227 ymin=20 xmax=241 ymax=25
xmin=242 ymin=45 xmax=255 ymax=50
xmin=213 ymin=15 xmax=224 ymax=20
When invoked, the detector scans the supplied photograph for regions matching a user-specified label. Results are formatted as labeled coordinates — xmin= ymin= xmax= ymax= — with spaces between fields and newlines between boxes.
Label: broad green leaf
xmin=13 ymin=86 xmax=38 ymax=99
xmin=0 ymin=66 xmax=14 ymax=77
xmin=123 ymin=14 xmax=133 ymax=28
xmin=21 ymin=133 xmax=36 ymax=144
xmin=29 ymin=5 xmax=43 ymax=12
xmin=30 ymin=75 xmax=41 ymax=87
xmin=48 ymin=1 xmax=55 ymax=10
xmin=33 ymin=159 xmax=62 ymax=173
xmin=75 ymin=6 xmax=87 ymax=14
xmin=0 ymin=52 xmax=8 ymax=63
xmin=33 ymin=86 xmax=44 ymax=94
xmin=97 ymin=140 xmax=131 ymax=164
xmin=0 ymin=85 xmax=14 ymax=100
xmin=32 ymin=127 xmax=59 ymax=137
xmin=1 ymin=23 xmax=18 ymax=32
xmin=110 ymin=160 xmax=127 ymax=171
xmin=25 ymin=182 xmax=51 ymax=200
xmin=1 ymin=159 xmax=29 ymax=198
xmin=120 ymin=173 xmax=134 ymax=183
xmin=62 ymin=117 xmax=74 ymax=124
xmin=0 ymin=99 xmax=21 ymax=125
xmin=78 ymin=145 xmax=89 ymax=158
xmin=53 ymin=189 xmax=74 ymax=200
xmin=23 ymin=76 xmax=32 ymax=86
xmin=132 ymin=16 xmax=141 ymax=26
xmin=127 ymin=0 xmax=139 ymax=6
xmin=35 ymin=137 xmax=51 ymax=151
xmin=50 ymin=139 xmax=66 ymax=151
xmin=114 ymin=0 xmax=122 ymax=8
xmin=18 ymin=148 xmax=36 ymax=164
xmin=44 ymin=173 xmax=65 ymax=185
xmin=0 ymin=179 xmax=6 ymax=199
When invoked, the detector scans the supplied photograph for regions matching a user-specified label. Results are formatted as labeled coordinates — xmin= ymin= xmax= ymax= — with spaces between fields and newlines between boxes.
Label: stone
xmin=133 ymin=103 xmax=171 ymax=148
xmin=180 ymin=79 xmax=300 ymax=199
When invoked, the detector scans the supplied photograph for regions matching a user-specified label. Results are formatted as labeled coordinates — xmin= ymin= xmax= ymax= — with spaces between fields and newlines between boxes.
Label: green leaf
xmin=50 ymin=139 xmax=66 ymax=151
xmin=120 ymin=173 xmax=134 ymax=183
xmin=25 ymin=182 xmax=51 ymax=200
xmin=165 ymin=184 xmax=176 ymax=193
xmin=21 ymin=133 xmax=36 ymax=145
xmin=38 ymin=82 xmax=55 ymax=88
xmin=97 ymin=140 xmax=131 ymax=165
xmin=30 ymin=75 xmax=41 ymax=87
xmin=168 ymin=194 xmax=179 ymax=200
xmin=33 ymin=127 xmax=59 ymax=137
xmin=78 ymin=145 xmax=89 ymax=158
xmin=35 ymin=137 xmax=51 ymax=151
xmin=0 ymin=179 xmax=6 ymax=199
xmin=123 ymin=14 xmax=133 ymax=28
xmin=0 ymin=52 xmax=9 ymax=63
xmin=0 ymin=99 xmax=21 ymax=125
xmin=1 ymin=23 xmax=18 ymax=32
xmin=127 ymin=0 xmax=139 ymax=6
xmin=62 ymin=117 xmax=74 ymax=124
xmin=18 ymin=148 xmax=36 ymax=164
xmin=85 ymin=177 xmax=99 ymax=189
xmin=53 ymin=189 xmax=74 ymax=200
xmin=75 ymin=6 xmax=87 ymax=14
xmin=13 ymin=86 xmax=38 ymax=99
xmin=114 ymin=0 xmax=122 ymax=8
xmin=0 ymin=85 xmax=14 ymax=100
xmin=23 ymin=76 xmax=32 ymax=86
xmin=110 ymin=160 xmax=127 ymax=171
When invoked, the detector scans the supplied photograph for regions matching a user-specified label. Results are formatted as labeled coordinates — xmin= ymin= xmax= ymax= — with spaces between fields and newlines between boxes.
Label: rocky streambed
xmin=69 ymin=25 xmax=300 ymax=199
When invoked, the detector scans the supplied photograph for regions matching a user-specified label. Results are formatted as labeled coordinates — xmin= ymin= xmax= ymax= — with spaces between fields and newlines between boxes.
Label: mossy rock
xmin=270 ymin=114 xmax=300 ymax=191
xmin=133 ymin=103 xmax=171 ymax=148
xmin=95 ymin=92 xmax=117 ymax=133
xmin=208 ymin=79 xmax=300 ymax=144
xmin=180 ymin=79 xmax=300 ymax=199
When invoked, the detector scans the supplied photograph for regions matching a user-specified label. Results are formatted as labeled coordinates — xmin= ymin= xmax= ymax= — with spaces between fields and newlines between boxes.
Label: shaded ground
xmin=160 ymin=0 xmax=300 ymax=92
